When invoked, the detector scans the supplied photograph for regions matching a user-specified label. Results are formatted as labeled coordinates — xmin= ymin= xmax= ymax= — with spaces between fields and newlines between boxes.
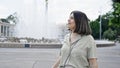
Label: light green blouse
xmin=59 ymin=33 xmax=97 ymax=68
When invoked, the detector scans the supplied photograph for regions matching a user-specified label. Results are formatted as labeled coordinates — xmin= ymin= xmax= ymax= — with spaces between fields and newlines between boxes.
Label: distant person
xmin=52 ymin=10 xmax=98 ymax=68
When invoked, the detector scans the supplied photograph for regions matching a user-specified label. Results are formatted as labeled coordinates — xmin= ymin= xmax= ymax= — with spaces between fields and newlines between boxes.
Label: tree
xmin=6 ymin=12 xmax=19 ymax=24
xmin=0 ymin=18 xmax=9 ymax=23
xmin=111 ymin=0 xmax=120 ymax=35
xmin=90 ymin=0 xmax=120 ymax=40
xmin=112 ymin=0 xmax=120 ymax=3
xmin=103 ymin=28 xmax=117 ymax=40
xmin=90 ymin=20 xmax=100 ymax=39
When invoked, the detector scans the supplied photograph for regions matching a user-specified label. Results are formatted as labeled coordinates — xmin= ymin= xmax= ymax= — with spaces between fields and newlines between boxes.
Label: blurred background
xmin=0 ymin=0 xmax=120 ymax=68
xmin=0 ymin=0 xmax=119 ymax=43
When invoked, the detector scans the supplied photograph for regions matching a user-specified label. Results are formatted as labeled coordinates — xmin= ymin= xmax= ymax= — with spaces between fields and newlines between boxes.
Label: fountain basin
xmin=0 ymin=40 xmax=115 ymax=48
xmin=95 ymin=40 xmax=115 ymax=47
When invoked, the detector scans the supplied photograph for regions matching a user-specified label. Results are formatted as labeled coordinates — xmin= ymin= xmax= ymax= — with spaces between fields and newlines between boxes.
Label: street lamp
xmin=99 ymin=8 xmax=102 ymax=40
xmin=99 ymin=15 xmax=102 ymax=40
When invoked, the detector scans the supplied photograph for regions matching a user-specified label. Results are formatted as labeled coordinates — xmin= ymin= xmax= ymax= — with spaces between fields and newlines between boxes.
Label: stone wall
xmin=0 ymin=43 xmax=62 ymax=48
xmin=0 ymin=42 xmax=115 ymax=48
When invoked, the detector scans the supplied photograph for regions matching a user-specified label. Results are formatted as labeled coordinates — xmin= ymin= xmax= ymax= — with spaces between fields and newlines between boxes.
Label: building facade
xmin=0 ymin=19 xmax=15 ymax=37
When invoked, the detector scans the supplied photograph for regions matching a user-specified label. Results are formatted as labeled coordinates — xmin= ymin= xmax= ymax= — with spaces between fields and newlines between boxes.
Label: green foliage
xmin=90 ymin=20 xmax=99 ymax=39
xmin=111 ymin=2 xmax=120 ymax=36
xmin=6 ymin=12 xmax=18 ymax=24
xmin=103 ymin=28 xmax=117 ymax=40
xmin=112 ymin=0 xmax=120 ymax=3
xmin=0 ymin=18 xmax=9 ymax=23
xmin=90 ymin=1 xmax=120 ymax=40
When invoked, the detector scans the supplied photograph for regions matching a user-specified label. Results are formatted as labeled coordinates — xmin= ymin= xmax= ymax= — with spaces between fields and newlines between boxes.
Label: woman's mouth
xmin=68 ymin=22 xmax=71 ymax=24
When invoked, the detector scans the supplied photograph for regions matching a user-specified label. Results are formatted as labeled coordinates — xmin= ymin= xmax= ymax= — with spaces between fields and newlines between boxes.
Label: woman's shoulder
xmin=84 ymin=35 xmax=95 ymax=41
xmin=64 ymin=33 xmax=70 ymax=38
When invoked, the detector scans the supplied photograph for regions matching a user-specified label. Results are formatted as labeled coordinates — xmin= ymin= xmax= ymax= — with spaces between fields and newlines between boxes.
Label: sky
xmin=0 ymin=0 xmax=112 ymax=21
xmin=0 ymin=0 xmax=113 ymax=38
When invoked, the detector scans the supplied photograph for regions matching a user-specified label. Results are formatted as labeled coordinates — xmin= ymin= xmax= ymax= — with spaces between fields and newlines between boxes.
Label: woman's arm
xmin=89 ymin=58 xmax=98 ymax=68
xmin=52 ymin=56 xmax=61 ymax=68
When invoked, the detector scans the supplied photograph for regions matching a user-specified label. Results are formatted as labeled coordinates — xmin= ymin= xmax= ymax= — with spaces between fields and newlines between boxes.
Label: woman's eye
xmin=70 ymin=17 xmax=74 ymax=19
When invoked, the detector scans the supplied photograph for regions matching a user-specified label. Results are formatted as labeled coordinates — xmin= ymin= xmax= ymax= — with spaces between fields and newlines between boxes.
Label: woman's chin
xmin=67 ymin=27 xmax=71 ymax=29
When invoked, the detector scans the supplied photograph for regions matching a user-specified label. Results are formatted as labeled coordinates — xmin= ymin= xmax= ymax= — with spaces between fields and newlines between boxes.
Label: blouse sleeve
xmin=87 ymin=35 xmax=97 ymax=59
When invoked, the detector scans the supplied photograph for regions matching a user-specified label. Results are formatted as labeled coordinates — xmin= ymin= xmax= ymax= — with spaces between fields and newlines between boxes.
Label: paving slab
xmin=0 ymin=43 xmax=120 ymax=68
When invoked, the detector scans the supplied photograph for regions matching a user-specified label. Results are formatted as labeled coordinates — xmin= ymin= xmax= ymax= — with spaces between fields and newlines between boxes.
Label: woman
xmin=52 ymin=11 xmax=98 ymax=68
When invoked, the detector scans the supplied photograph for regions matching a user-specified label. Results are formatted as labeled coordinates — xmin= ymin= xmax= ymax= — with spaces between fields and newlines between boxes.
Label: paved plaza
xmin=0 ymin=43 xmax=120 ymax=68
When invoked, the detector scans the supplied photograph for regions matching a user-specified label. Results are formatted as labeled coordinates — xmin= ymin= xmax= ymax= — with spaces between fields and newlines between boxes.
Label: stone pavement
xmin=97 ymin=43 xmax=120 ymax=68
xmin=0 ymin=43 xmax=120 ymax=68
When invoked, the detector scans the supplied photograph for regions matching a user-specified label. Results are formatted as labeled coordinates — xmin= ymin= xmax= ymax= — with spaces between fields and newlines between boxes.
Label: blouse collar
xmin=68 ymin=33 xmax=82 ymax=45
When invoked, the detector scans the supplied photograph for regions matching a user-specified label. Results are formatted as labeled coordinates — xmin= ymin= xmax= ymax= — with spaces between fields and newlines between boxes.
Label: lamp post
xmin=99 ymin=8 xmax=102 ymax=40
xmin=99 ymin=15 xmax=102 ymax=40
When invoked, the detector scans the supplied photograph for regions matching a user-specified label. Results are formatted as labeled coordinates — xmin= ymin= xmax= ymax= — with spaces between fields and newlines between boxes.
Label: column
xmin=4 ymin=26 xmax=6 ymax=37
xmin=6 ymin=26 xmax=7 ymax=37
xmin=0 ymin=25 xmax=1 ymax=36
xmin=7 ymin=26 xmax=9 ymax=37
xmin=3 ymin=25 xmax=4 ymax=36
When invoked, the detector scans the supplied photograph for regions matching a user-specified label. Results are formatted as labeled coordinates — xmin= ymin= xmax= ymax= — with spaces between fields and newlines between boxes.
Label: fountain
xmin=0 ymin=0 xmax=116 ymax=48
xmin=15 ymin=0 xmax=61 ymax=39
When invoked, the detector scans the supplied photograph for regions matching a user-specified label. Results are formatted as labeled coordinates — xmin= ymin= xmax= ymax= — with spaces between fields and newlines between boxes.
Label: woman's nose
xmin=68 ymin=19 xmax=70 ymax=22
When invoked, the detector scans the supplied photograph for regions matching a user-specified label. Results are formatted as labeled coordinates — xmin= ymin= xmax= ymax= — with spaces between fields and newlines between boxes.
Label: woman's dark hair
xmin=70 ymin=10 xmax=92 ymax=35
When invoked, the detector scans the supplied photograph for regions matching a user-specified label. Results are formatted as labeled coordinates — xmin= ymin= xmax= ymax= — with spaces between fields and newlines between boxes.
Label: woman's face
xmin=68 ymin=13 xmax=76 ymax=31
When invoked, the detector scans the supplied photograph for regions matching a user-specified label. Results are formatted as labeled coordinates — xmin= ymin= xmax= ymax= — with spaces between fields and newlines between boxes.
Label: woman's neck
xmin=70 ymin=29 xmax=79 ymax=36
xmin=69 ymin=32 xmax=79 ymax=43
xmin=70 ymin=30 xmax=78 ymax=35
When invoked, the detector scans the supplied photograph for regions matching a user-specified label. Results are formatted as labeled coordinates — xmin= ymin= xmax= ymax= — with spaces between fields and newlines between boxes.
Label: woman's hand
xmin=52 ymin=56 xmax=61 ymax=68
xmin=89 ymin=58 xmax=98 ymax=68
